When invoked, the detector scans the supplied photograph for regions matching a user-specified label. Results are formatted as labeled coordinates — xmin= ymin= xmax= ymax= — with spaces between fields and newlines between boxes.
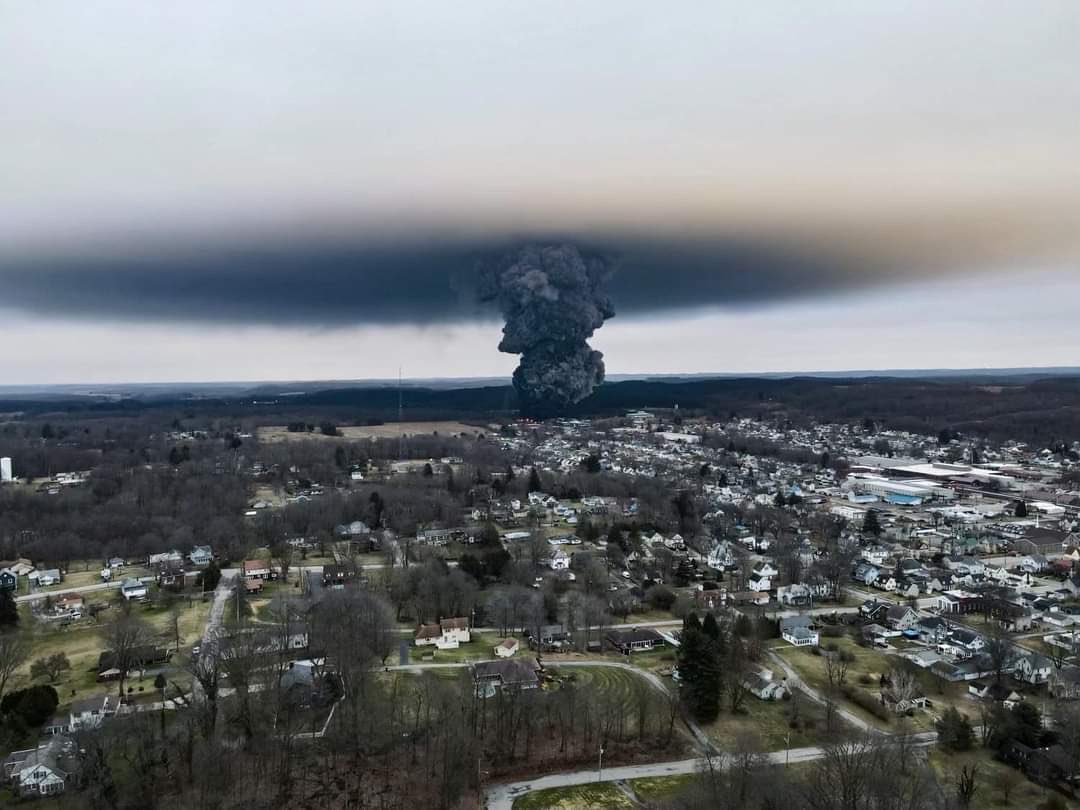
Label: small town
xmin=1 ymin=403 xmax=1079 ymax=809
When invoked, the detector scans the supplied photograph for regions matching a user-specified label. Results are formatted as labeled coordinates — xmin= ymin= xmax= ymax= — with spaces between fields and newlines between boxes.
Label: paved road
xmin=15 ymin=575 xmax=154 ymax=603
xmin=484 ymin=734 xmax=938 ymax=810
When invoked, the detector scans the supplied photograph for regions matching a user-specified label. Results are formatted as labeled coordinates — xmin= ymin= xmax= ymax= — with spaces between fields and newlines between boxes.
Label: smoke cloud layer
xmin=479 ymin=245 xmax=615 ymax=413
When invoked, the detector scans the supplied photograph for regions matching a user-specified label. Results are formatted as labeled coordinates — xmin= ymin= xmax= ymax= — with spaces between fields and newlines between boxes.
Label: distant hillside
xmin=2 ymin=374 xmax=1078 ymax=446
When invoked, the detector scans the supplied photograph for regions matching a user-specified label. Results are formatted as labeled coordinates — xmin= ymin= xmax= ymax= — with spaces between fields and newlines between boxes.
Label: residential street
xmin=14 ymin=576 xmax=155 ymax=603
xmin=484 ymin=734 xmax=938 ymax=809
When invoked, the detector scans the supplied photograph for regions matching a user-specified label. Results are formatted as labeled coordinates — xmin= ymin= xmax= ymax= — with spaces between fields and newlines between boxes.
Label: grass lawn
xmin=774 ymin=636 xmax=967 ymax=731
xmin=512 ymin=783 xmax=633 ymax=810
xmin=628 ymin=774 xmax=694 ymax=802
xmin=623 ymin=609 xmax=677 ymax=624
xmin=408 ymin=633 xmax=523 ymax=663
xmin=701 ymin=691 xmax=839 ymax=751
xmin=11 ymin=594 xmax=209 ymax=708
xmin=546 ymin=665 xmax=665 ymax=731
xmin=926 ymin=748 xmax=1069 ymax=810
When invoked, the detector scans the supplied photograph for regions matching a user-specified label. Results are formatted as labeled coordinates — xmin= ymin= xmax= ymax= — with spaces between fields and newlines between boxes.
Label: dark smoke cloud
xmin=479 ymin=245 xmax=615 ymax=414
xmin=0 ymin=233 xmax=851 ymax=327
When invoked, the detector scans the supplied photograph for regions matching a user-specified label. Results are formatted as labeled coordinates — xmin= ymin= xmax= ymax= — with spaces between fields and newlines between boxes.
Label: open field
xmin=258 ymin=421 xmax=486 ymax=442
xmin=512 ymin=782 xmax=634 ymax=810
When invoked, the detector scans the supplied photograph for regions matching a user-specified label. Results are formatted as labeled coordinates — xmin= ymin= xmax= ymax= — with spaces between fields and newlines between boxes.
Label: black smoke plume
xmin=480 ymin=244 xmax=616 ymax=416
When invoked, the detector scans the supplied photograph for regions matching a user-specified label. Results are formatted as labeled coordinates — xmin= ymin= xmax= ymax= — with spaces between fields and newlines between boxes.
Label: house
xmin=860 ymin=600 xmax=892 ymax=622
xmin=1018 ymin=554 xmax=1049 ymax=574
xmin=147 ymin=550 xmax=183 ymax=568
xmin=155 ymin=559 xmax=186 ymax=588
xmin=968 ymin=681 xmax=1023 ymax=708
xmin=526 ymin=624 xmax=571 ymax=650
xmin=884 ymin=605 xmax=920 ymax=631
xmin=66 ymin=694 xmax=115 ymax=733
xmin=606 ymin=627 xmax=664 ymax=654
xmin=706 ymin=541 xmax=736 ymax=570
xmin=32 ymin=569 xmax=62 ymax=588
xmin=748 ymin=565 xmax=773 ymax=593
xmin=853 ymin=563 xmax=880 ymax=586
xmin=120 ymin=578 xmax=148 ymax=601
xmin=1014 ymin=652 xmax=1053 ymax=685
xmin=548 ymin=550 xmax=571 ymax=571
xmin=188 ymin=546 xmax=213 ymax=566
xmin=494 ymin=638 xmax=519 ymax=658
xmin=321 ymin=563 xmax=358 ymax=589
xmin=780 ymin=615 xmax=819 ymax=647
xmin=472 ymin=658 xmax=542 ymax=695
xmin=776 ymin=583 xmax=814 ymax=607
xmin=743 ymin=668 xmax=787 ymax=700
xmin=97 ymin=646 xmax=170 ymax=680
xmin=55 ymin=594 xmax=84 ymax=617
xmin=414 ymin=617 xmax=471 ymax=650
xmin=0 ymin=569 xmax=17 ymax=592
xmin=731 ymin=591 xmax=770 ymax=606
xmin=107 ymin=557 xmax=125 ymax=569
xmin=949 ymin=627 xmax=985 ymax=654
xmin=2 ymin=736 xmax=79 ymax=798
xmin=915 ymin=616 xmax=950 ymax=645
xmin=242 ymin=559 xmax=272 ymax=579
xmin=1049 ymin=666 xmax=1080 ymax=700
xmin=244 ymin=579 xmax=263 ymax=595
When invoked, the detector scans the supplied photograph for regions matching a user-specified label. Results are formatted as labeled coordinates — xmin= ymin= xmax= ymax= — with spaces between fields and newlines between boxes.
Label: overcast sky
xmin=1 ymin=2 xmax=1078 ymax=383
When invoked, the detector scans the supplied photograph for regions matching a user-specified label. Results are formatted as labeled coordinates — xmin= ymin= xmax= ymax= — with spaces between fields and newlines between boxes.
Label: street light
xmin=785 ymin=731 xmax=791 ymax=767
xmin=598 ymin=745 xmax=604 ymax=782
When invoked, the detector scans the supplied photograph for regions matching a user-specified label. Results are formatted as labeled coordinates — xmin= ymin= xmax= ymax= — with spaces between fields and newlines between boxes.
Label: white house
xmin=120 ymin=578 xmax=148 ymax=600
xmin=494 ymin=638 xmax=519 ymax=658
xmin=780 ymin=616 xmax=819 ymax=647
xmin=743 ymin=668 xmax=787 ymax=700
xmin=707 ymin=541 xmax=736 ymax=570
xmin=3 ymin=736 xmax=78 ymax=798
xmin=415 ymin=617 xmax=471 ymax=650
xmin=549 ymin=550 xmax=571 ymax=571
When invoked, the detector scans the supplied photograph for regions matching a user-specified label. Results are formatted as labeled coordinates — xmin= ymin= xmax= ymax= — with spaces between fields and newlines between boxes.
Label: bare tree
xmin=271 ymin=541 xmax=296 ymax=586
xmin=0 ymin=631 xmax=30 ymax=701
xmin=102 ymin=613 xmax=154 ymax=701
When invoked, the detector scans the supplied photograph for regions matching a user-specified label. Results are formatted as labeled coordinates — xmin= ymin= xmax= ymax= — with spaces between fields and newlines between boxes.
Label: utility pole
xmin=598 ymin=744 xmax=604 ymax=782
xmin=397 ymin=366 xmax=404 ymax=461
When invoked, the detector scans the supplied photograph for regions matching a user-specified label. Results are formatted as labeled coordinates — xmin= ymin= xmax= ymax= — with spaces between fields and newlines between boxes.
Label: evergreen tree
xmin=862 ymin=509 xmax=882 ymax=537
xmin=0 ymin=589 xmax=18 ymax=628
xmin=528 ymin=467 xmax=542 ymax=493
xmin=1014 ymin=501 xmax=1028 ymax=518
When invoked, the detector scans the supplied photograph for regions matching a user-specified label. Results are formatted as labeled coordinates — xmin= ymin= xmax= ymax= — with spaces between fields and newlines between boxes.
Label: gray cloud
xmin=0 ymin=231 xmax=865 ymax=327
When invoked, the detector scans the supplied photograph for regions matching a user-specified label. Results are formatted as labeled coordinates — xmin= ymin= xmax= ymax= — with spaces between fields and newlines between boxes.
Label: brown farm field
xmin=258 ymin=421 xmax=487 ymax=442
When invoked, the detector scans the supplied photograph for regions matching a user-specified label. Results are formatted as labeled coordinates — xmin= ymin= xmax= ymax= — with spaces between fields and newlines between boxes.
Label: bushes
xmin=1 ymin=684 xmax=59 ymax=731
xmin=841 ymin=686 xmax=891 ymax=724
xmin=819 ymin=625 xmax=846 ymax=638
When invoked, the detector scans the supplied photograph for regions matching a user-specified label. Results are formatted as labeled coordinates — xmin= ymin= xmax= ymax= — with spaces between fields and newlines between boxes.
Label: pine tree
xmin=0 ymin=589 xmax=18 ymax=628
xmin=528 ymin=467 xmax=542 ymax=493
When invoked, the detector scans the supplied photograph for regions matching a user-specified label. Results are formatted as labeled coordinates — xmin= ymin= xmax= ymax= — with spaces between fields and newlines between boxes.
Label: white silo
xmin=0 ymin=457 xmax=12 ymax=483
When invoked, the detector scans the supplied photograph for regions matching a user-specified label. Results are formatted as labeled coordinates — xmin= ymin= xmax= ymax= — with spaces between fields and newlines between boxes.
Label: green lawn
xmin=628 ymin=774 xmax=694 ymax=802
xmin=513 ymin=783 xmax=633 ymax=809
xmin=408 ymin=633 xmax=523 ymax=663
